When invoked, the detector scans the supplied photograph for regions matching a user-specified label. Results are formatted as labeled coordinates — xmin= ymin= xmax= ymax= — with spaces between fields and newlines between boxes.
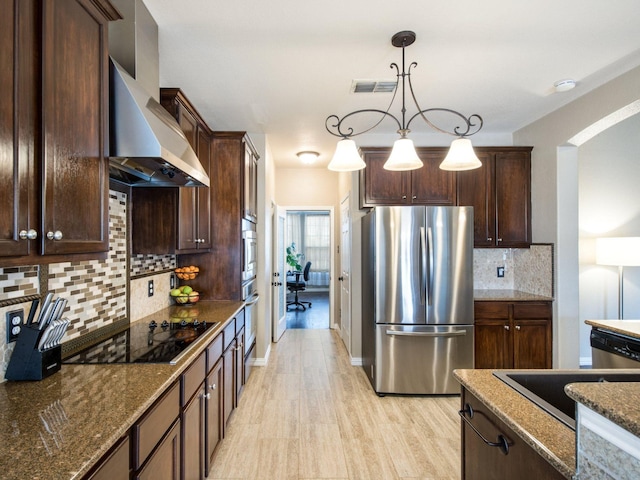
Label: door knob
xmin=46 ymin=230 xmax=63 ymax=241
xmin=19 ymin=229 xmax=37 ymax=240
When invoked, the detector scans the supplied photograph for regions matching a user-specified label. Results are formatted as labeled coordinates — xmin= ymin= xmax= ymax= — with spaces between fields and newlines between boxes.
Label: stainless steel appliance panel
xmin=242 ymin=229 xmax=257 ymax=282
xmin=591 ymin=328 xmax=640 ymax=368
xmin=427 ymin=206 xmax=474 ymax=325
xmin=374 ymin=206 xmax=426 ymax=325
xmin=374 ymin=324 xmax=474 ymax=394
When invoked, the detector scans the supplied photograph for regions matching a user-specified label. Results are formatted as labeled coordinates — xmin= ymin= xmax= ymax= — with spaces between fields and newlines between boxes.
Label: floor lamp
xmin=595 ymin=237 xmax=640 ymax=319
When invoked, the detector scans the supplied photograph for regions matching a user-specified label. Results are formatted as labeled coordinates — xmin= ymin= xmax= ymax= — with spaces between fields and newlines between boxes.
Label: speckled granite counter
xmin=0 ymin=300 xmax=243 ymax=480
xmin=454 ymin=369 xmax=575 ymax=479
xmin=565 ymin=381 xmax=640 ymax=437
xmin=474 ymin=289 xmax=553 ymax=301
xmin=585 ymin=319 xmax=640 ymax=340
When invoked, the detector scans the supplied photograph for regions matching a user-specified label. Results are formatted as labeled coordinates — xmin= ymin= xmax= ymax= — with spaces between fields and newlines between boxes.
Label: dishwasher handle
xmin=459 ymin=403 xmax=511 ymax=455
xmin=385 ymin=329 xmax=467 ymax=337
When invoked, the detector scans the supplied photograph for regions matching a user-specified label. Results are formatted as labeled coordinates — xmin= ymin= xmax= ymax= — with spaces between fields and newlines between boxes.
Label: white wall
xmin=578 ymin=114 xmax=640 ymax=362
xmin=514 ymin=64 xmax=640 ymax=367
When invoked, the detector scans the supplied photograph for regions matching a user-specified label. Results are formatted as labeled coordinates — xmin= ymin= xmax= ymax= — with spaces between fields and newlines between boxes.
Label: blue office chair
xmin=286 ymin=262 xmax=312 ymax=311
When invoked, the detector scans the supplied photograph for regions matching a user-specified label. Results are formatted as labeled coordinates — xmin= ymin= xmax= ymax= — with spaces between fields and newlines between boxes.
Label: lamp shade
xmin=383 ymin=138 xmax=423 ymax=171
xmin=327 ymin=139 xmax=366 ymax=172
xmin=439 ymin=138 xmax=482 ymax=171
xmin=595 ymin=237 xmax=640 ymax=266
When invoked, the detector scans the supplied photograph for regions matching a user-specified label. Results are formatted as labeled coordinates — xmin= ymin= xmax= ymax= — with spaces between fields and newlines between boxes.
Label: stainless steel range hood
xmin=109 ymin=59 xmax=209 ymax=187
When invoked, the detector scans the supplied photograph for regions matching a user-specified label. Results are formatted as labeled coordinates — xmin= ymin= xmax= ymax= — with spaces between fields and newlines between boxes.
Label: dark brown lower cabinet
xmin=86 ymin=436 xmax=130 ymax=480
xmin=222 ymin=339 xmax=236 ymax=428
xmin=182 ymin=384 xmax=205 ymax=480
xmin=205 ymin=359 xmax=224 ymax=475
xmin=136 ymin=420 xmax=181 ymax=480
xmin=474 ymin=301 xmax=552 ymax=369
xmin=461 ymin=388 xmax=564 ymax=480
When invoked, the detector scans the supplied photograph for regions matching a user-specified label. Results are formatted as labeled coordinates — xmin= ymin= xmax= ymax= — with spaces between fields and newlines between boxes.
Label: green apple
xmin=170 ymin=288 xmax=182 ymax=297
xmin=181 ymin=285 xmax=193 ymax=295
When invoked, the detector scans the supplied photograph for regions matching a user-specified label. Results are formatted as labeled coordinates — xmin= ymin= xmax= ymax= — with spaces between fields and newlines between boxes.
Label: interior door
xmin=339 ymin=195 xmax=352 ymax=353
xmin=272 ymin=205 xmax=287 ymax=341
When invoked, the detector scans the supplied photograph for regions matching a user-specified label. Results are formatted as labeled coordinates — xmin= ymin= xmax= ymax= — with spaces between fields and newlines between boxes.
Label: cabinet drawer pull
xmin=46 ymin=230 xmax=63 ymax=241
xmin=459 ymin=403 xmax=511 ymax=455
xmin=504 ymin=325 xmax=510 ymax=331
xmin=19 ymin=229 xmax=38 ymax=240
xmin=515 ymin=325 xmax=521 ymax=331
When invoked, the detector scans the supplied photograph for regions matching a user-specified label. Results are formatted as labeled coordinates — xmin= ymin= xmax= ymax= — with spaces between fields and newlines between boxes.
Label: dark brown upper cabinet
xmin=457 ymin=147 xmax=532 ymax=248
xmin=0 ymin=0 xmax=119 ymax=264
xmin=360 ymin=147 xmax=456 ymax=208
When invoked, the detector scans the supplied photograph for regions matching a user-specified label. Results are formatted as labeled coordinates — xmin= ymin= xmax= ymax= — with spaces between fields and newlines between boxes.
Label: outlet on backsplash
xmin=148 ymin=280 xmax=154 ymax=297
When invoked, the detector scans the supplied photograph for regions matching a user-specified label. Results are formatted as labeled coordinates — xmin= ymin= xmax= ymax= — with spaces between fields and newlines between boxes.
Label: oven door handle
xmin=245 ymin=294 xmax=260 ymax=306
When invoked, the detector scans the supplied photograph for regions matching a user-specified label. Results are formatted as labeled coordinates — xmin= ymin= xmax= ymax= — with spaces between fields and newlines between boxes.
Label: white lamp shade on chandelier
xmin=383 ymin=138 xmax=423 ymax=171
xmin=327 ymin=139 xmax=366 ymax=171
xmin=439 ymin=138 xmax=483 ymax=171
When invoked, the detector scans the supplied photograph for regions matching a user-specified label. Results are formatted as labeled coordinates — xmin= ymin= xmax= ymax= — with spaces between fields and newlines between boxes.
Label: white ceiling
xmin=143 ymin=0 xmax=640 ymax=168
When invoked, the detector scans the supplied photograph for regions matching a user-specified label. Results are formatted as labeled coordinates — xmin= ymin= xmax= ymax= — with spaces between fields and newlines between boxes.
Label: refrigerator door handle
xmin=419 ymin=226 xmax=427 ymax=305
xmin=385 ymin=329 xmax=467 ymax=337
xmin=427 ymin=226 xmax=434 ymax=306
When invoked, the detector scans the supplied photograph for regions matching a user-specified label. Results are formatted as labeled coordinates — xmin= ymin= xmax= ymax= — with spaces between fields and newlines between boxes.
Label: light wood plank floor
xmin=208 ymin=328 xmax=461 ymax=480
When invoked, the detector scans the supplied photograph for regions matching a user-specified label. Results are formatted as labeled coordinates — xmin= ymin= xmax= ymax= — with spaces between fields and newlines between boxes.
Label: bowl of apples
xmin=170 ymin=285 xmax=200 ymax=305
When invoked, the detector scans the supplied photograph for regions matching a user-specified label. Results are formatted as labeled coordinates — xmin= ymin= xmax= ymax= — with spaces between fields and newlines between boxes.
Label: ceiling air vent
xmin=350 ymin=79 xmax=397 ymax=94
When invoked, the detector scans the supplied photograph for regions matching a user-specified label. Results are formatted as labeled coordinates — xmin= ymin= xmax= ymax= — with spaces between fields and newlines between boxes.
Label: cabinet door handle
xmin=497 ymin=238 xmax=503 ymax=242
xmin=402 ymin=195 xmax=407 ymax=199
xmin=412 ymin=195 xmax=417 ymax=199
xmin=515 ymin=325 xmax=521 ymax=331
xmin=209 ymin=383 xmax=216 ymax=390
xmin=459 ymin=403 xmax=511 ymax=455
xmin=504 ymin=325 xmax=510 ymax=331
xmin=19 ymin=229 xmax=38 ymax=240
xmin=46 ymin=230 xmax=63 ymax=241
xmin=487 ymin=237 xmax=492 ymax=241
xmin=205 ymin=392 xmax=211 ymax=400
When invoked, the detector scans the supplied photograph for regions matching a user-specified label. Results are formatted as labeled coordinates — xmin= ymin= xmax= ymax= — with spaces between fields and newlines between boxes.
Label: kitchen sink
xmin=493 ymin=370 xmax=640 ymax=430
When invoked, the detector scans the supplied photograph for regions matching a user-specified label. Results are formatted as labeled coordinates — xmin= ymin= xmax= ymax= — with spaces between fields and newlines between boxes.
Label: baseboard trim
xmin=253 ymin=343 xmax=272 ymax=367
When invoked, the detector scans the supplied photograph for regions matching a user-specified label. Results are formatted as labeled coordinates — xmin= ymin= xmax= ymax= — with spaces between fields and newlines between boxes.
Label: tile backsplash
xmin=0 ymin=266 xmax=39 ymax=299
xmin=473 ymin=244 xmax=554 ymax=297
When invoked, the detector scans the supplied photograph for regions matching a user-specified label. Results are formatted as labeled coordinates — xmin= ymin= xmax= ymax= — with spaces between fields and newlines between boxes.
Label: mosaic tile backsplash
xmin=0 ymin=266 xmax=39 ymax=300
xmin=49 ymin=190 xmax=128 ymax=341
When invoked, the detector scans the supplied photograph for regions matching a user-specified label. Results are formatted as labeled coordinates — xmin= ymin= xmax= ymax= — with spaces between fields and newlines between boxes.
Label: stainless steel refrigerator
xmin=361 ymin=206 xmax=474 ymax=395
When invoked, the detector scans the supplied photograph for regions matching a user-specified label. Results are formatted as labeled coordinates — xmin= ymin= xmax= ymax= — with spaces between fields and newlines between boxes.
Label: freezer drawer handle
xmin=459 ymin=403 xmax=511 ymax=455
xmin=385 ymin=329 xmax=467 ymax=337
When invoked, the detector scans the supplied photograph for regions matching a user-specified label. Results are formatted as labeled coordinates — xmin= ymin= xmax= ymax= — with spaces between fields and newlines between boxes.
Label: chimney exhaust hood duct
xmin=107 ymin=0 xmax=208 ymax=187
xmin=108 ymin=59 xmax=209 ymax=187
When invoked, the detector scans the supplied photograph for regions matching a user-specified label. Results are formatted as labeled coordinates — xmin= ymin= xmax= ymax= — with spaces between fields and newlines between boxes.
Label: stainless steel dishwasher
xmin=591 ymin=328 xmax=640 ymax=368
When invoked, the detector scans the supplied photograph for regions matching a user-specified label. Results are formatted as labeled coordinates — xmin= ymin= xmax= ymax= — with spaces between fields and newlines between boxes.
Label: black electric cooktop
xmin=63 ymin=318 xmax=217 ymax=365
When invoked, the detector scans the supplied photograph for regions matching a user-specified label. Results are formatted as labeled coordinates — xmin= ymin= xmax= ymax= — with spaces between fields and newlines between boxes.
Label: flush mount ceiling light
xmin=554 ymin=79 xmax=576 ymax=93
xmin=325 ymin=31 xmax=483 ymax=172
xmin=297 ymin=151 xmax=320 ymax=165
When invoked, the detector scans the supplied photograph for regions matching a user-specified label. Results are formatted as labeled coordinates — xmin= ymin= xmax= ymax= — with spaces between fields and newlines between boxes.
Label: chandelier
xmin=325 ymin=31 xmax=484 ymax=172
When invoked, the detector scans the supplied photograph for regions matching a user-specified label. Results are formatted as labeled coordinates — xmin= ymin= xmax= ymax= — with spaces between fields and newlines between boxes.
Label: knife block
xmin=5 ymin=324 xmax=61 ymax=381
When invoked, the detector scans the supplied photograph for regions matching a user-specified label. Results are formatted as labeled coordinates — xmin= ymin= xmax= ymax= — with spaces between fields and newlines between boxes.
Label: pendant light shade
xmin=383 ymin=138 xmax=423 ymax=171
xmin=327 ymin=139 xmax=366 ymax=171
xmin=439 ymin=138 xmax=482 ymax=171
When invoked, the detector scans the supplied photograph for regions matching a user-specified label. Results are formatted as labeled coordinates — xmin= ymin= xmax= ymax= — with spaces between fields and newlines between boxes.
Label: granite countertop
xmin=474 ymin=289 xmax=554 ymax=302
xmin=0 ymin=300 xmax=243 ymax=480
xmin=565 ymin=381 xmax=640 ymax=437
xmin=454 ymin=369 xmax=575 ymax=479
xmin=585 ymin=319 xmax=640 ymax=340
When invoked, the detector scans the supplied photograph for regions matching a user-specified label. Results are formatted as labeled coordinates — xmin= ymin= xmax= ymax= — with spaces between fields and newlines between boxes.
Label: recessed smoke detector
xmin=554 ymin=79 xmax=576 ymax=93
xmin=351 ymin=79 xmax=398 ymax=94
